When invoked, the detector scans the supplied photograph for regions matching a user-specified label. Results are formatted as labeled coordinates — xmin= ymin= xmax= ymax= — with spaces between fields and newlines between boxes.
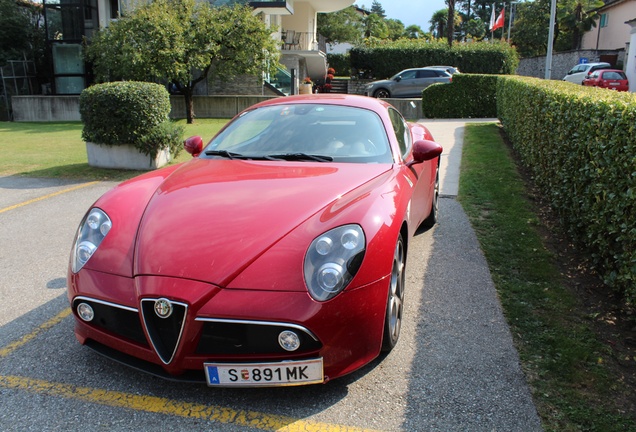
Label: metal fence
xmin=1 ymin=59 xmax=38 ymax=121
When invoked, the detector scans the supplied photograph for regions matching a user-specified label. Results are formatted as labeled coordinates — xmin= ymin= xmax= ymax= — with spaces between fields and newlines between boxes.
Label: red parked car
xmin=68 ymin=94 xmax=442 ymax=387
xmin=582 ymin=69 xmax=629 ymax=92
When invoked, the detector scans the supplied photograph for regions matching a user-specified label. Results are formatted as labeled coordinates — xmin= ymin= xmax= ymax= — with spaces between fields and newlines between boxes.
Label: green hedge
xmin=349 ymin=39 xmax=518 ymax=79
xmin=421 ymin=74 xmax=498 ymax=118
xmin=80 ymin=81 xmax=183 ymax=159
xmin=496 ymin=76 xmax=636 ymax=302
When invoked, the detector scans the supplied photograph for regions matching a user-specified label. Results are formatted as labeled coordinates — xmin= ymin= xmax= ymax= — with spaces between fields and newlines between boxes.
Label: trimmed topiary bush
xmin=422 ymin=74 xmax=498 ymax=118
xmin=80 ymin=81 xmax=183 ymax=159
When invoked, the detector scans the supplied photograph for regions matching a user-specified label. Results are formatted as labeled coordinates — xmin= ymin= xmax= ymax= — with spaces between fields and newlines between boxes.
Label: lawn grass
xmin=0 ymin=119 xmax=228 ymax=181
xmin=459 ymin=123 xmax=635 ymax=431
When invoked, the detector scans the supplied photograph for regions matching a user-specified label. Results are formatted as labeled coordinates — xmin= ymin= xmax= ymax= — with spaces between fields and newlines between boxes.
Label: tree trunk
xmin=446 ymin=0 xmax=455 ymax=47
xmin=183 ymin=88 xmax=195 ymax=124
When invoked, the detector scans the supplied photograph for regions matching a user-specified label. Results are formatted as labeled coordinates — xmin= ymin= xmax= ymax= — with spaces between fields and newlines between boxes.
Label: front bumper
xmin=68 ymin=269 xmax=389 ymax=383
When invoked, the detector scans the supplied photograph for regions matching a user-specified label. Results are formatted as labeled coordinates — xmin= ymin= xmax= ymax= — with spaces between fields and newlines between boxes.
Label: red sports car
xmin=68 ymin=94 xmax=442 ymax=386
xmin=582 ymin=69 xmax=629 ymax=92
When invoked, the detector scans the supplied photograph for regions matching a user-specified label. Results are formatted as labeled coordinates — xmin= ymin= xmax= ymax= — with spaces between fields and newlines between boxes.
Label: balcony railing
xmin=281 ymin=31 xmax=327 ymax=53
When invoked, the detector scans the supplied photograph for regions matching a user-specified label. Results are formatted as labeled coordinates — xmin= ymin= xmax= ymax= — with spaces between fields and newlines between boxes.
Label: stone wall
xmin=12 ymin=96 xmax=81 ymax=122
xmin=169 ymin=95 xmax=276 ymax=119
xmin=11 ymin=95 xmax=277 ymax=122
xmin=347 ymin=79 xmax=373 ymax=95
xmin=517 ymin=49 xmax=625 ymax=80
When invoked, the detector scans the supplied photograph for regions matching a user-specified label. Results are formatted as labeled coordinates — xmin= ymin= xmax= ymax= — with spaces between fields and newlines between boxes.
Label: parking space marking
xmin=0 ymin=308 xmax=71 ymax=359
xmin=0 ymin=310 xmax=379 ymax=432
xmin=0 ymin=181 xmax=100 ymax=214
xmin=0 ymin=375 xmax=378 ymax=432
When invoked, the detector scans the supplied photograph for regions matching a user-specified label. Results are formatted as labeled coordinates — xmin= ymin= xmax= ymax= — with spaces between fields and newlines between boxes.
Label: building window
xmin=110 ymin=0 xmax=119 ymax=19
xmin=44 ymin=0 xmax=98 ymax=94
xmin=600 ymin=13 xmax=608 ymax=28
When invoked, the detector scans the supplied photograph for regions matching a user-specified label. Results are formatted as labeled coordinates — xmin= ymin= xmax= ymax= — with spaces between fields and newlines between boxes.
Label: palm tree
xmin=429 ymin=9 xmax=448 ymax=38
xmin=558 ymin=0 xmax=604 ymax=50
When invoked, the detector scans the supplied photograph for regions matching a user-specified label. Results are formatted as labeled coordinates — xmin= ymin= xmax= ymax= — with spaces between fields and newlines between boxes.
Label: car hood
xmin=133 ymin=158 xmax=390 ymax=286
xmin=369 ymin=79 xmax=394 ymax=87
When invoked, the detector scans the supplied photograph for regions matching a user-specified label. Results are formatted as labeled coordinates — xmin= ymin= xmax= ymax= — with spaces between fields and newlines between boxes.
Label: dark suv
xmin=365 ymin=67 xmax=452 ymax=98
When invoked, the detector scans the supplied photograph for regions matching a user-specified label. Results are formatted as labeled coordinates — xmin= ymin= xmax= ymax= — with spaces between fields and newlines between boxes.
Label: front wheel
xmin=382 ymin=234 xmax=405 ymax=352
xmin=421 ymin=167 xmax=440 ymax=229
xmin=373 ymin=89 xmax=391 ymax=98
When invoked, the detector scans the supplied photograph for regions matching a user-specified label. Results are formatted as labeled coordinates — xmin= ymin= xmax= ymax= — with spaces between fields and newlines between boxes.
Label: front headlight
xmin=71 ymin=208 xmax=112 ymax=273
xmin=304 ymin=225 xmax=366 ymax=301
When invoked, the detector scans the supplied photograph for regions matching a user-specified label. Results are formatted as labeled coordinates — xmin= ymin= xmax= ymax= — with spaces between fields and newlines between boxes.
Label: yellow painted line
xmin=0 ymin=308 xmax=380 ymax=431
xmin=0 ymin=181 xmax=100 ymax=214
xmin=0 ymin=375 xmax=379 ymax=432
xmin=0 ymin=308 xmax=71 ymax=359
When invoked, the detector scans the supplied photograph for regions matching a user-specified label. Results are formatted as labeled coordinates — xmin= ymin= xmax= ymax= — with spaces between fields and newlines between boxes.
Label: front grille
xmin=141 ymin=299 xmax=187 ymax=364
xmin=195 ymin=320 xmax=322 ymax=355
xmin=72 ymin=298 xmax=147 ymax=346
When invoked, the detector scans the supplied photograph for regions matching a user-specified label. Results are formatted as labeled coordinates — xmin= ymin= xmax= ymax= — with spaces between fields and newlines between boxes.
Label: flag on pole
xmin=491 ymin=8 xmax=505 ymax=31
xmin=489 ymin=3 xmax=496 ymax=31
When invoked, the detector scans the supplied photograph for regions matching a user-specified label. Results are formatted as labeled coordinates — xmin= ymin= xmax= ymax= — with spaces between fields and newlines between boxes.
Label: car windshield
xmin=203 ymin=104 xmax=393 ymax=164
xmin=603 ymin=71 xmax=626 ymax=80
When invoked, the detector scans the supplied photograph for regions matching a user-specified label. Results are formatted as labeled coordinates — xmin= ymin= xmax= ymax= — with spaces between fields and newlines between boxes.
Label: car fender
xmin=227 ymin=166 xmax=414 ymax=292
xmin=75 ymin=164 xmax=183 ymax=277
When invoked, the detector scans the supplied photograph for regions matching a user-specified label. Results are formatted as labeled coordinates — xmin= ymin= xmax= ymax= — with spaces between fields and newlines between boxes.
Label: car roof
xmin=584 ymin=62 xmax=611 ymax=68
xmin=595 ymin=69 xmax=627 ymax=75
xmin=246 ymin=94 xmax=394 ymax=113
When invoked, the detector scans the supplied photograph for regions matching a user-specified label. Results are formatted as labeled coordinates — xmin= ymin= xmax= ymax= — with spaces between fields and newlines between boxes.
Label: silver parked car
xmin=365 ymin=67 xmax=452 ymax=98
xmin=562 ymin=62 xmax=611 ymax=85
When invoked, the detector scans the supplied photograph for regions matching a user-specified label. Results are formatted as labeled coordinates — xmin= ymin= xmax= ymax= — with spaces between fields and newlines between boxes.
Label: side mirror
xmin=408 ymin=139 xmax=443 ymax=166
xmin=184 ymin=136 xmax=203 ymax=157
xmin=394 ymin=76 xmax=402 ymax=82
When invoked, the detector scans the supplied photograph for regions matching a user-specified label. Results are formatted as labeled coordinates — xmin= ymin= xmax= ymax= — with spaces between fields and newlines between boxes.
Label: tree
xmin=557 ymin=0 xmax=604 ymax=50
xmin=362 ymin=13 xmax=389 ymax=39
xmin=404 ymin=24 xmax=426 ymax=39
xmin=370 ymin=0 xmax=386 ymax=18
xmin=0 ymin=0 xmax=44 ymax=66
xmin=446 ymin=0 xmax=457 ymax=46
xmin=463 ymin=18 xmax=487 ymax=40
xmin=385 ymin=18 xmax=406 ymax=40
xmin=510 ymin=0 xmax=552 ymax=57
xmin=85 ymin=0 xmax=278 ymax=123
xmin=317 ymin=6 xmax=363 ymax=45
xmin=429 ymin=9 xmax=449 ymax=38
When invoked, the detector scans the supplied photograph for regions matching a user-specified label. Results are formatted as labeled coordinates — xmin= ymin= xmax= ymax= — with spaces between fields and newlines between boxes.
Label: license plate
xmin=609 ymin=82 xmax=619 ymax=86
xmin=204 ymin=358 xmax=324 ymax=387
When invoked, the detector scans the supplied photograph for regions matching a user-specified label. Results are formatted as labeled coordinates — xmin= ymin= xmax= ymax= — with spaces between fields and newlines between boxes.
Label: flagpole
xmin=490 ymin=2 xmax=495 ymax=42
xmin=545 ymin=0 xmax=557 ymax=79
xmin=502 ymin=4 xmax=506 ymax=40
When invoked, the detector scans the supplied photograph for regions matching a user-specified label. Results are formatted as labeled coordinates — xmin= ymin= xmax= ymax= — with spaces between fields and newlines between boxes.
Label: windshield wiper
xmin=266 ymin=153 xmax=334 ymax=162
xmin=204 ymin=150 xmax=248 ymax=159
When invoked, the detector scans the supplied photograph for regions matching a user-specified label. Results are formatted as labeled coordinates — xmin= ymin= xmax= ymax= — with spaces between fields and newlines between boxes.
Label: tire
xmin=421 ymin=166 xmax=440 ymax=229
xmin=381 ymin=234 xmax=405 ymax=352
xmin=373 ymin=89 xmax=391 ymax=98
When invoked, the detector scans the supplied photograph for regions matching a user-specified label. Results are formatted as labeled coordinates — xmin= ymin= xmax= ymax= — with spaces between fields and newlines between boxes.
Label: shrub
xmin=350 ymin=39 xmax=518 ymax=79
xmin=422 ymin=74 xmax=498 ymax=118
xmin=496 ymin=76 xmax=636 ymax=303
xmin=80 ymin=81 xmax=183 ymax=159
xmin=326 ymin=54 xmax=350 ymax=77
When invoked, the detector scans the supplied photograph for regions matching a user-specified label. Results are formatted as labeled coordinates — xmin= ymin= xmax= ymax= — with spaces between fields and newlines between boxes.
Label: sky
xmin=364 ymin=0 xmax=449 ymax=31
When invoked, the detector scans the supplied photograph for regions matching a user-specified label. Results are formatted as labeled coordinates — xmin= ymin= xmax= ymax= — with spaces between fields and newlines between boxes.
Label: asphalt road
xmin=0 ymin=120 xmax=543 ymax=431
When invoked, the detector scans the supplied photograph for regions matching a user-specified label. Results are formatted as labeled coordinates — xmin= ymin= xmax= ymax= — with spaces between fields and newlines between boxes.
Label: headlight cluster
xmin=304 ymin=225 xmax=366 ymax=302
xmin=71 ymin=208 xmax=112 ymax=273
